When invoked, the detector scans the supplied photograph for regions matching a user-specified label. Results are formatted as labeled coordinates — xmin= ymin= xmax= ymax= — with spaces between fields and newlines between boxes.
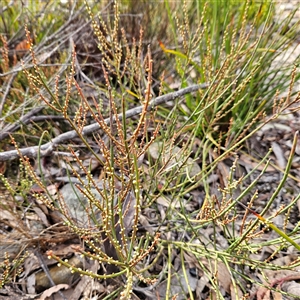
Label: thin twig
xmin=0 ymin=106 xmax=45 ymax=141
xmin=0 ymin=0 xmax=13 ymax=14
xmin=0 ymin=73 xmax=18 ymax=117
xmin=0 ymin=83 xmax=209 ymax=161
xmin=34 ymin=250 xmax=68 ymax=300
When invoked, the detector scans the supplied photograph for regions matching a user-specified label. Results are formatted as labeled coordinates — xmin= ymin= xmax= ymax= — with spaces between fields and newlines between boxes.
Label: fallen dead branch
xmin=0 ymin=106 xmax=45 ymax=141
xmin=0 ymin=83 xmax=209 ymax=161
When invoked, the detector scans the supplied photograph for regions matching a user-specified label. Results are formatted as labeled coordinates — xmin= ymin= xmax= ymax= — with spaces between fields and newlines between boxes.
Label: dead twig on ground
xmin=0 ymin=83 xmax=209 ymax=161
xmin=0 ymin=106 xmax=45 ymax=141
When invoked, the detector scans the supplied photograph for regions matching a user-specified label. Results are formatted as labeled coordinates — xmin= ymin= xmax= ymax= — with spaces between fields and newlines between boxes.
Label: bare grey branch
xmin=0 ymin=83 xmax=209 ymax=161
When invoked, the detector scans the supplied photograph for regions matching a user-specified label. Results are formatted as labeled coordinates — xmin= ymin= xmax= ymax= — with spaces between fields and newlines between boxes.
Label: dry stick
xmin=0 ymin=73 xmax=18 ymax=116
xmin=34 ymin=250 xmax=68 ymax=300
xmin=0 ymin=0 xmax=13 ymax=14
xmin=0 ymin=106 xmax=45 ymax=141
xmin=0 ymin=83 xmax=209 ymax=161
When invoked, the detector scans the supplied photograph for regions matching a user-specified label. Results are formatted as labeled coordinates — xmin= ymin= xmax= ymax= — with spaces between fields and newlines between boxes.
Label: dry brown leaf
xmin=0 ymin=210 xmax=21 ymax=227
xmin=199 ymin=258 xmax=232 ymax=295
xmin=216 ymin=160 xmax=229 ymax=188
xmin=268 ymin=254 xmax=298 ymax=267
xmin=282 ymin=280 xmax=300 ymax=297
xmin=208 ymin=290 xmax=218 ymax=300
xmin=139 ymin=214 xmax=155 ymax=235
xmin=71 ymin=260 xmax=100 ymax=300
xmin=196 ymin=275 xmax=210 ymax=295
xmin=257 ymin=267 xmax=300 ymax=300
xmin=23 ymin=252 xmax=40 ymax=278
xmin=272 ymin=290 xmax=282 ymax=300
xmin=156 ymin=264 xmax=198 ymax=300
xmin=37 ymin=284 xmax=69 ymax=300
xmin=82 ymin=279 xmax=106 ymax=299
xmin=271 ymin=142 xmax=286 ymax=170
xmin=15 ymin=39 xmax=30 ymax=53
xmin=49 ymin=244 xmax=80 ymax=257
xmin=230 ymin=283 xmax=244 ymax=300
xmin=26 ymin=273 xmax=36 ymax=295
xmin=183 ymin=251 xmax=203 ymax=272
xmin=0 ymin=161 xmax=6 ymax=174
xmin=261 ymin=289 xmax=271 ymax=300
xmin=156 ymin=195 xmax=181 ymax=208
xmin=0 ymin=234 xmax=24 ymax=263
xmin=122 ymin=190 xmax=136 ymax=233
xmin=216 ymin=262 xmax=231 ymax=294
xmin=238 ymin=154 xmax=275 ymax=172
xmin=259 ymin=122 xmax=292 ymax=134
xmin=32 ymin=206 xmax=50 ymax=227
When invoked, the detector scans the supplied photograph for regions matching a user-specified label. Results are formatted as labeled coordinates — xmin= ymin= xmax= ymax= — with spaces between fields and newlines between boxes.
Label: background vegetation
xmin=0 ymin=1 xmax=300 ymax=299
